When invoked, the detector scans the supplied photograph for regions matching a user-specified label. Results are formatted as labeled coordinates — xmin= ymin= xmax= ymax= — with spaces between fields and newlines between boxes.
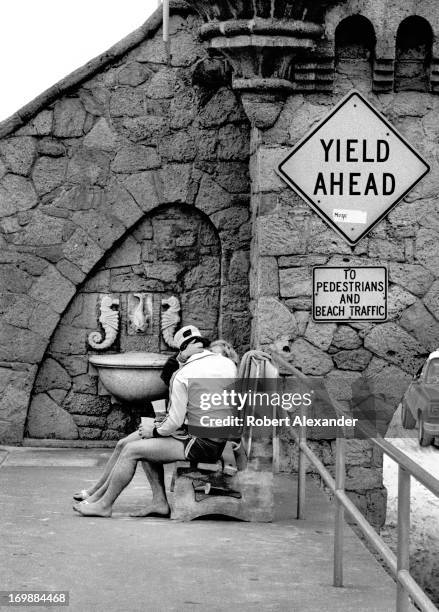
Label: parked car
xmin=401 ymin=351 xmax=439 ymax=446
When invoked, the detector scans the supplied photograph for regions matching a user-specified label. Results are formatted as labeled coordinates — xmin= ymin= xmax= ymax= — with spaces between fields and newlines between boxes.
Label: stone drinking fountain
xmin=88 ymin=295 xmax=181 ymax=404
xmin=88 ymin=351 xmax=169 ymax=403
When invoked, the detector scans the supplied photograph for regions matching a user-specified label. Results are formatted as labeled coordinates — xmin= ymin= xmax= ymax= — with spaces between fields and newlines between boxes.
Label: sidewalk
xmin=0 ymin=446 xmax=402 ymax=612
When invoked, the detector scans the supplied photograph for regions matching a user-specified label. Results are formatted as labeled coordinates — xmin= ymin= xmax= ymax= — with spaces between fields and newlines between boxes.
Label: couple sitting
xmin=73 ymin=325 xmax=238 ymax=518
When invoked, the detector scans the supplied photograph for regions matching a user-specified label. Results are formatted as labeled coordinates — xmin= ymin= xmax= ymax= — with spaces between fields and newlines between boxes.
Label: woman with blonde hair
xmin=209 ymin=339 xmax=239 ymax=366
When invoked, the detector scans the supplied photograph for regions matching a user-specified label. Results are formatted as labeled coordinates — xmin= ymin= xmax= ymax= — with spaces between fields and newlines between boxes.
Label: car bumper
xmin=423 ymin=421 xmax=439 ymax=434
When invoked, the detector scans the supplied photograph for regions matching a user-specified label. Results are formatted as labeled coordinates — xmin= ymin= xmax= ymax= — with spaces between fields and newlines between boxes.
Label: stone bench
xmin=170 ymin=432 xmax=275 ymax=522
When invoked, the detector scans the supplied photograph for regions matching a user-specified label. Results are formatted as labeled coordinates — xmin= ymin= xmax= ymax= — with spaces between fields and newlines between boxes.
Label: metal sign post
xmin=162 ymin=0 xmax=169 ymax=43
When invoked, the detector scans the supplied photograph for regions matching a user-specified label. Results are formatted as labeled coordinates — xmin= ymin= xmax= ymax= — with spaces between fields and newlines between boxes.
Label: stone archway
xmin=25 ymin=202 xmax=250 ymax=441
xmin=0 ymin=167 xmax=251 ymax=444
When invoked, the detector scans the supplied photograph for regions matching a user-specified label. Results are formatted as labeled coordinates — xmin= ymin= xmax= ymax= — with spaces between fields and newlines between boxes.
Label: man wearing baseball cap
xmin=76 ymin=324 xmax=237 ymax=518
xmin=174 ymin=324 xmax=210 ymax=353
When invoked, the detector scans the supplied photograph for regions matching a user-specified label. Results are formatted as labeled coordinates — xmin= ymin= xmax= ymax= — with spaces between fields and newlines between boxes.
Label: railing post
xmin=333 ymin=434 xmax=346 ymax=587
xmin=297 ymin=401 xmax=307 ymax=519
xmin=397 ymin=466 xmax=411 ymax=612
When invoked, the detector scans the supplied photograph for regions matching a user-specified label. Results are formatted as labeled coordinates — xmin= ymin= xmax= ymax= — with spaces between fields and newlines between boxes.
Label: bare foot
xmin=129 ymin=501 xmax=170 ymax=518
xmin=74 ymin=500 xmax=112 ymax=518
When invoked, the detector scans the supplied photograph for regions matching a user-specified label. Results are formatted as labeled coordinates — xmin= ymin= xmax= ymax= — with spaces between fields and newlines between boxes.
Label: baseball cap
xmin=173 ymin=325 xmax=209 ymax=350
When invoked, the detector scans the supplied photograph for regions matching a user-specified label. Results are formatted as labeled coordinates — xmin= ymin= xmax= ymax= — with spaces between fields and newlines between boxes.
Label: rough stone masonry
xmin=0 ymin=4 xmax=251 ymax=445
xmin=1 ymin=0 xmax=439 ymax=527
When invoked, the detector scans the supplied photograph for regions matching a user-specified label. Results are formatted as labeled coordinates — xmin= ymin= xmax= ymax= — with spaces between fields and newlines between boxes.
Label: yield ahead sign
xmin=277 ymin=90 xmax=430 ymax=246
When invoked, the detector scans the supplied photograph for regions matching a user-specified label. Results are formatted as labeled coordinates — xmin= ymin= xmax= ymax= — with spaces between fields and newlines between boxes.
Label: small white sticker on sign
xmin=333 ymin=209 xmax=367 ymax=224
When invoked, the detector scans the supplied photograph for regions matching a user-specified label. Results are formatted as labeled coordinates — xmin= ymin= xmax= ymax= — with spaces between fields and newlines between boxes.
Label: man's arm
xmin=153 ymin=373 xmax=188 ymax=437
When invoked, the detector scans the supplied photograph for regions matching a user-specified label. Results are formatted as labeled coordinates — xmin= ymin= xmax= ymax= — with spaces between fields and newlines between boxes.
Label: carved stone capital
xmin=201 ymin=19 xmax=323 ymax=93
xmin=184 ymin=1 xmax=345 ymax=93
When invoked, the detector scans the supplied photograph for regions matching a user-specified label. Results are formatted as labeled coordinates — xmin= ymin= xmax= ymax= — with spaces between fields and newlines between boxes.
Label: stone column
xmin=241 ymin=94 xmax=297 ymax=352
xmin=181 ymin=0 xmax=338 ymax=350
xmin=184 ymin=0 xmax=391 ymax=528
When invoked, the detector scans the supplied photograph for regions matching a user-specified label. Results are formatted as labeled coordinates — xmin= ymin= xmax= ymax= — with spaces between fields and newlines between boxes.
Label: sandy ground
xmin=383 ymin=404 xmax=439 ymax=604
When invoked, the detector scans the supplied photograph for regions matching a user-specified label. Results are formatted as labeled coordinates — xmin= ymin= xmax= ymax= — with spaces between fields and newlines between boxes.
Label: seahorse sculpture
xmin=131 ymin=293 xmax=146 ymax=333
xmin=161 ymin=296 xmax=181 ymax=348
xmin=88 ymin=295 xmax=120 ymax=350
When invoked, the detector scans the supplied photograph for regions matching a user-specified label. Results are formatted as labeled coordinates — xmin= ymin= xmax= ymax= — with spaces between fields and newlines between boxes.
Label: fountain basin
xmin=89 ymin=352 xmax=169 ymax=403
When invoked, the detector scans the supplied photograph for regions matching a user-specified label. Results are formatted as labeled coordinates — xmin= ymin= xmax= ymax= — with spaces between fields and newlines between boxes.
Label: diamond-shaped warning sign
xmin=277 ymin=90 xmax=430 ymax=246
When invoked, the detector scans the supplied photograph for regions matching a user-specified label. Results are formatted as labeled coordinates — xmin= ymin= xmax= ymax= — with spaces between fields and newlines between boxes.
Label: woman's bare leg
xmin=74 ymin=431 xmax=140 ymax=499
xmin=129 ymin=461 xmax=170 ymax=517
xmin=84 ymin=471 xmax=113 ymax=503
xmin=83 ymin=461 xmax=165 ymax=512
xmin=83 ymin=449 xmax=169 ymax=512
xmin=76 ymin=438 xmax=185 ymax=517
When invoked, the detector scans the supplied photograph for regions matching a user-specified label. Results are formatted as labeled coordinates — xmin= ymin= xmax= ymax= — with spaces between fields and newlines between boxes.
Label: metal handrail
xmin=269 ymin=350 xmax=439 ymax=612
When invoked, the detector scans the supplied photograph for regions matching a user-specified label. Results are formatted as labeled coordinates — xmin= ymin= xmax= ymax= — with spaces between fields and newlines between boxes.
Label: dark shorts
xmin=184 ymin=437 xmax=226 ymax=463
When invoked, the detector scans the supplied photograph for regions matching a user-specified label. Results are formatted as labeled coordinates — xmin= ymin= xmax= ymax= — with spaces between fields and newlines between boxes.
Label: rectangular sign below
xmin=313 ymin=266 xmax=387 ymax=322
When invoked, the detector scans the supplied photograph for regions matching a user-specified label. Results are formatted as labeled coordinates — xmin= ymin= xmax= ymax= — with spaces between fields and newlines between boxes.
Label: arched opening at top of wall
xmin=335 ymin=15 xmax=376 ymax=87
xmin=395 ymin=16 xmax=433 ymax=92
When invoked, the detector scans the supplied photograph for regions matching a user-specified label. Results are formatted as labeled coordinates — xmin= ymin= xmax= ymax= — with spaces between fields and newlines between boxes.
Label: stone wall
xmin=26 ymin=205 xmax=222 ymax=440
xmin=0 ymin=6 xmax=251 ymax=444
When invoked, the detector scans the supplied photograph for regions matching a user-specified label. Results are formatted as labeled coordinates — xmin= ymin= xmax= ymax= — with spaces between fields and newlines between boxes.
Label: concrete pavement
xmin=0 ymin=446 xmax=403 ymax=612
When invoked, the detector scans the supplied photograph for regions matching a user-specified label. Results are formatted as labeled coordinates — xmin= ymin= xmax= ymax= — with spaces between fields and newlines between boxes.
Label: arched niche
xmin=335 ymin=15 xmax=376 ymax=86
xmin=25 ymin=204 xmax=248 ymax=441
xmin=395 ymin=16 xmax=433 ymax=92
